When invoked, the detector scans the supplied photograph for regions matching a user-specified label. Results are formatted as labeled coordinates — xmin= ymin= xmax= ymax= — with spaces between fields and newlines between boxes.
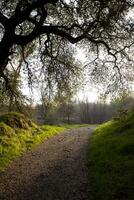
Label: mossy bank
xmin=0 ymin=112 xmax=66 ymax=171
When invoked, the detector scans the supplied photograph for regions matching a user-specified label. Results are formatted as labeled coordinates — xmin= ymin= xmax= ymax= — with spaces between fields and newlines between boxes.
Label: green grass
xmin=88 ymin=112 xmax=134 ymax=200
xmin=0 ymin=112 xmax=90 ymax=171
xmin=56 ymin=124 xmax=93 ymax=129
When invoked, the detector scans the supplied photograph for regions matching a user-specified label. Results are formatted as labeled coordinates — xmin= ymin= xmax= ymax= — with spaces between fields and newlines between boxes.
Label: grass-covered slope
xmin=88 ymin=112 xmax=134 ymax=200
xmin=0 ymin=112 xmax=65 ymax=171
xmin=0 ymin=112 xmax=36 ymax=129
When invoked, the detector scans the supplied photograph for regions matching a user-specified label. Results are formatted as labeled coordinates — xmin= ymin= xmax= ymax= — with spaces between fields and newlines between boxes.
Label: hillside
xmin=88 ymin=111 xmax=134 ymax=200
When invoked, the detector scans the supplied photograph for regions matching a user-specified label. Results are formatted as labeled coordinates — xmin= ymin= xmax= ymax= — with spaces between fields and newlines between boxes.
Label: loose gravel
xmin=0 ymin=126 xmax=96 ymax=200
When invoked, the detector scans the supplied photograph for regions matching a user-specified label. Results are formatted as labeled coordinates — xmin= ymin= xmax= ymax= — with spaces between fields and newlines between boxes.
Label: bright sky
xmin=75 ymin=89 xmax=99 ymax=103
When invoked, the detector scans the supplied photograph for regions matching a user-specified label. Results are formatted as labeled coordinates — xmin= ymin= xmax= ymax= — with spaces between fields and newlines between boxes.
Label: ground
xmin=0 ymin=126 xmax=96 ymax=200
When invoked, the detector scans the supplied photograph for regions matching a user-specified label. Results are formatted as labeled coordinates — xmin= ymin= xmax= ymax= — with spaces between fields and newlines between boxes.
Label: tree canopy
xmin=0 ymin=0 xmax=134 ymax=96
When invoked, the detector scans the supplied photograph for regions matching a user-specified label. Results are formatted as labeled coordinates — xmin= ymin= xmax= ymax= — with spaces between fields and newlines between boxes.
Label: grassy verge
xmin=88 ymin=112 xmax=134 ymax=200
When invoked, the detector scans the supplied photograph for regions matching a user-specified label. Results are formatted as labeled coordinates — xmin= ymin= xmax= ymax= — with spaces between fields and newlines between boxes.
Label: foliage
xmin=0 ymin=0 xmax=133 ymax=96
xmin=39 ymin=36 xmax=82 ymax=99
xmin=88 ymin=111 xmax=134 ymax=200
xmin=0 ymin=68 xmax=29 ymax=112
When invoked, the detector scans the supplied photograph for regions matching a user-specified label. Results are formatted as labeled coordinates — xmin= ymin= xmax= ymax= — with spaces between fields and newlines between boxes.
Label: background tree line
xmin=33 ymin=95 xmax=134 ymax=124
xmin=0 ymin=74 xmax=134 ymax=125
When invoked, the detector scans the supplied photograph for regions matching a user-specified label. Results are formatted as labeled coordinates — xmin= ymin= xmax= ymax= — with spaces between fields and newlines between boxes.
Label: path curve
xmin=0 ymin=126 xmax=96 ymax=200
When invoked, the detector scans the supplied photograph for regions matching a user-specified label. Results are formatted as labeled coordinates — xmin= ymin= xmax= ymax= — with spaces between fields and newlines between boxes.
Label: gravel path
xmin=0 ymin=126 xmax=96 ymax=200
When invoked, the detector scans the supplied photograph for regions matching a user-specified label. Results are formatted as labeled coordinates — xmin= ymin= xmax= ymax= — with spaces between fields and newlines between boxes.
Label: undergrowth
xmin=88 ymin=111 xmax=134 ymax=200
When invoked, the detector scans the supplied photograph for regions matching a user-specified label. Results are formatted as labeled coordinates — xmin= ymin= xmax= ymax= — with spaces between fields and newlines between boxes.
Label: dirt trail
xmin=0 ymin=126 xmax=96 ymax=200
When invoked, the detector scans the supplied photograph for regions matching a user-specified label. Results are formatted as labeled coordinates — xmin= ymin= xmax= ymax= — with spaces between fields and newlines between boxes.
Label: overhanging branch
xmin=0 ymin=11 xmax=8 ymax=26
xmin=15 ymin=24 xmax=113 ymax=57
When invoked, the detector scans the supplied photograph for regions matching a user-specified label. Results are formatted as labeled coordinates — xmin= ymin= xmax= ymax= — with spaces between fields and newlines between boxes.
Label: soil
xmin=0 ymin=126 xmax=96 ymax=200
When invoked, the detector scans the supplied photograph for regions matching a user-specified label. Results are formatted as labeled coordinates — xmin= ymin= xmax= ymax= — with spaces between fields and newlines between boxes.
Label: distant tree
xmin=40 ymin=93 xmax=56 ymax=123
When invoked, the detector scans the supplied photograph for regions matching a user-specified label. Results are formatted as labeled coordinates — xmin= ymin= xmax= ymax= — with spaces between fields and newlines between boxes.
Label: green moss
xmin=88 ymin=111 xmax=134 ymax=200
xmin=0 ymin=112 xmax=36 ymax=129
xmin=0 ymin=122 xmax=15 ymax=137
